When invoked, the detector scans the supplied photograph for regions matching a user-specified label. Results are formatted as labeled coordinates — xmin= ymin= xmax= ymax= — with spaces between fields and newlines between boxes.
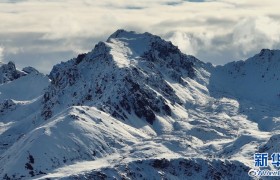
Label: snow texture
xmin=1 ymin=30 xmax=280 ymax=179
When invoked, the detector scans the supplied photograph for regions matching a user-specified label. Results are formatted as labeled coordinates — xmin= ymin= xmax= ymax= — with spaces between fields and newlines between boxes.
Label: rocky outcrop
xmin=0 ymin=61 xmax=26 ymax=84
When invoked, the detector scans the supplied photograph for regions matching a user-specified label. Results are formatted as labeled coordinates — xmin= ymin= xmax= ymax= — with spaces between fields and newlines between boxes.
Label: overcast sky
xmin=0 ymin=0 xmax=280 ymax=73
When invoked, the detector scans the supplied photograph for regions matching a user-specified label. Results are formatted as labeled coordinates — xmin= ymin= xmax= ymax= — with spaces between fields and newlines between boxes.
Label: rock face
xmin=2 ymin=30 xmax=280 ymax=179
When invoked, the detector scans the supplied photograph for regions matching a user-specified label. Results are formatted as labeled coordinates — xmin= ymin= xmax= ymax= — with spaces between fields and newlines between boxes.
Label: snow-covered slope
xmin=0 ymin=73 xmax=49 ymax=102
xmin=0 ymin=61 xmax=49 ymax=101
xmin=0 ymin=62 xmax=50 ymax=178
xmin=1 ymin=30 xmax=280 ymax=179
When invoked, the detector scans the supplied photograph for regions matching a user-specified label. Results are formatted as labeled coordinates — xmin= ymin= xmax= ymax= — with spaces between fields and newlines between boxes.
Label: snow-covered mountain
xmin=1 ymin=30 xmax=280 ymax=179
xmin=0 ymin=61 xmax=27 ymax=84
xmin=0 ymin=62 xmax=50 ymax=165
xmin=210 ymin=49 xmax=280 ymax=105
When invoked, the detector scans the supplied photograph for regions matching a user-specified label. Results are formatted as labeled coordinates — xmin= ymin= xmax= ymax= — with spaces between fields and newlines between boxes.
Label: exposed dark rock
xmin=0 ymin=61 xmax=27 ymax=84
xmin=76 ymin=53 xmax=86 ymax=65
xmin=0 ymin=99 xmax=17 ymax=114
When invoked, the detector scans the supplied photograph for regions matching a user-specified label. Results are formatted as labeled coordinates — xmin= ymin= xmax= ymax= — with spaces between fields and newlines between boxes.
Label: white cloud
xmin=0 ymin=0 xmax=280 ymax=72
xmin=166 ymin=32 xmax=201 ymax=56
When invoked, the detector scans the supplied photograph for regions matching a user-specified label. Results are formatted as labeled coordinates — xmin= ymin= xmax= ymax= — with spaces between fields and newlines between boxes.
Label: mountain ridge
xmin=1 ymin=29 xmax=280 ymax=179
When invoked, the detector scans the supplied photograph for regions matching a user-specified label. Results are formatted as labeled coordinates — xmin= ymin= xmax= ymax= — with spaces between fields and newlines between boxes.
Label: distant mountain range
xmin=1 ymin=29 xmax=280 ymax=179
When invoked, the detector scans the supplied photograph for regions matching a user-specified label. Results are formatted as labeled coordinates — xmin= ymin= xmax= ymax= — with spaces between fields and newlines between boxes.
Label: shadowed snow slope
xmin=1 ymin=30 xmax=280 ymax=179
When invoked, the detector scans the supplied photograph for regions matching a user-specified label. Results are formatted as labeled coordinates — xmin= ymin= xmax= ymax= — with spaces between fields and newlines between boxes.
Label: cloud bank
xmin=0 ymin=0 xmax=280 ymax=73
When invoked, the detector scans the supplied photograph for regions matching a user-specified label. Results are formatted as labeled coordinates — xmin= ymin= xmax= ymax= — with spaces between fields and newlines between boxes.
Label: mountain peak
xmin=107 ymin=29 xmax=153 ymax=41
xmin=257 ymin=48 xmax=280 ymax=58
xmin=0 ymin=61 xmax=42 ymax=84
xmin=105 ymin=29 xmax=161 ymax=60
xmin=43 ymin=30 xmax=197 ymax=124
xmin=107 ymin=29 xmax=134 ymax=39
xmin=0 ymin=61 xmax=26 ymax=84
xmin=104 ymin=29 xmax=194 ymax=68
